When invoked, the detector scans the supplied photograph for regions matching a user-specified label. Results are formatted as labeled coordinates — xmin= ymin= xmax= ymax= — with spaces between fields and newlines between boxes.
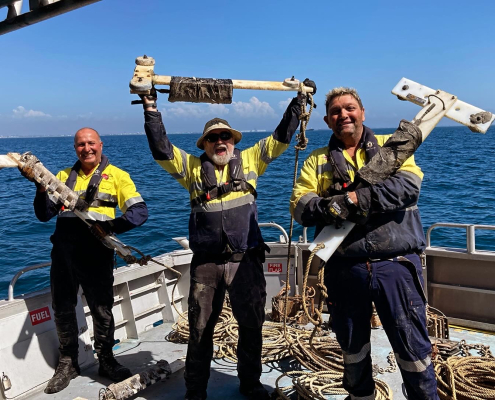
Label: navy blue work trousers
xmin=325 ymin=253 xmax=439 ymax=400
xmin=50 ymin=221 xmax=116 ymax=360
xmin=184 ymin=249 xmax=267 ymax=393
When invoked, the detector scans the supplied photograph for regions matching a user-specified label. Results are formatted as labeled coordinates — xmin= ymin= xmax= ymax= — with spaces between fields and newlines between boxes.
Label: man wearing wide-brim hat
xmin=139 ymin=80 xmax=315 ymax=400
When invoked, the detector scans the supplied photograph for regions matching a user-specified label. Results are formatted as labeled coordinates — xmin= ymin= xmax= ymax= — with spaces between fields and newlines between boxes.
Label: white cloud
xmin=76 ymin=112 xmax=93 ymax=119
xmin=232 ymin=97 xmax=275 ymax=117
xmin=162 ymin=103 xmax=229 ymax=119
xmin=278 ymin=97 xmax=292 ymax=110
xmin=12 ymin=106 xmax=51 ymax=118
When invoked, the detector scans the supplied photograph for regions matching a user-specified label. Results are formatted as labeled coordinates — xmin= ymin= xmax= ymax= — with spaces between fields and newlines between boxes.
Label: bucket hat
xmin=196 ymin=118 xmax=242 ymax=150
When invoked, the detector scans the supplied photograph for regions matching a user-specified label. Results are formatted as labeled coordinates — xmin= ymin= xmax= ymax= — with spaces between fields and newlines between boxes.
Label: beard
xmin=208 ymin=146 xmax=233 ymax=166
xmin=333 ymin=122 xmax=363 ymax=144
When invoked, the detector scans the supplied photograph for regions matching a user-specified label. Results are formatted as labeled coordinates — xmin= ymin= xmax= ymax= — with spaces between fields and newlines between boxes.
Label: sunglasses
xmin=204 ymin=131 xmax=232 ymax=143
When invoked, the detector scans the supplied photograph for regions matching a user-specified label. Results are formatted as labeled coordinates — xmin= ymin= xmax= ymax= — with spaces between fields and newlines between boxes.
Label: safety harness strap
xmin=324 ymin=126 xmax=379 ymax=194
xmin=190 ymin=149 xmax=257 ymax=207
xmin=65 ymin=154 xmax=110 ymax=211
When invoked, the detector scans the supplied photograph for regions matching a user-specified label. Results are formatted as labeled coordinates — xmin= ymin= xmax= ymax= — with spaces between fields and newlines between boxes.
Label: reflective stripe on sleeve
xmin=171 ymin=172 xmax=184 ymax=179
xmin=189 ymin=181 xmax=204 ymax=194
xmin=294 ymin=192 xmax=317 ymax=224
xmin=178 ymin=148 xmax=188 ymax=178
xmin=401 ymin=170 xmax=422 ymax=187
xmin=395 ymin=353 xmax=431 ymax=372
xmin=243 ymin=170 xmax=258 ymax=183
xmin=259 ymin=138 xmax=275 ymax=165
xmin=169 ymin=148 xmax=188 ymax=179
xmin=121 ymin=196 xmax=145 ymax=213
xmin=343 ymin=342 xmax=371 ymax=365
xmin=316 ymin=163 xmax=332 ymax=176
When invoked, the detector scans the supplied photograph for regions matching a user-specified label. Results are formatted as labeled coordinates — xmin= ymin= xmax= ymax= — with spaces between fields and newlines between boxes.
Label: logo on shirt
xmin=102 ymin=174 xmax=109 ymax=180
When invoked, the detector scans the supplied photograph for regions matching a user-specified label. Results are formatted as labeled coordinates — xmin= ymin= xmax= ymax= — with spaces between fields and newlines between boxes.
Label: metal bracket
xmin=392 ymin=77 xmax=495 ymax=133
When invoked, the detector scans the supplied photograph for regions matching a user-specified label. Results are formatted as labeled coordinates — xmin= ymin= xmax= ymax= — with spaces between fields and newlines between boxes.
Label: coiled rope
xmin=168 ymin=305 xmax=342 ymax=367
xmin=274 ymin=371 xmax=393 ymax=400
xmin=433 ymin=341 xmax=495 ymax=400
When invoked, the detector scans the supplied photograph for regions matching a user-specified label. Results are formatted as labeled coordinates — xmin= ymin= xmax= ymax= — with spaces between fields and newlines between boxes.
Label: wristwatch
xmin=344 ymin=192 xmax=355 ymax=206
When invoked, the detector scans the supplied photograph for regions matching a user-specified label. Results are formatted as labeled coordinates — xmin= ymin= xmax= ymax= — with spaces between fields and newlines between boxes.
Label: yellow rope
xmin=281 ymin=89 xmax=314 ymax=345
xmin=273 ymin=370 xmax=393 ymax=400
xmin=301 ymin=243 xmax=326 ymax=327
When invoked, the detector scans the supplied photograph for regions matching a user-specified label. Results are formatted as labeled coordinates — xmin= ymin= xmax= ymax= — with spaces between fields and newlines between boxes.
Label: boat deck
xmin=22 ymin=321 xmax=495 ymax=400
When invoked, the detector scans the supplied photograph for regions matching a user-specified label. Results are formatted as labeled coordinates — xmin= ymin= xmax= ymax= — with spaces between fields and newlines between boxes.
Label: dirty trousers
xmin=184 ymin=250 xmax=267 ymax=392
xmin=50 ymin=228 xmax=116 ymax=360
xmin=325 ymin=254 xmax=439 ymax=400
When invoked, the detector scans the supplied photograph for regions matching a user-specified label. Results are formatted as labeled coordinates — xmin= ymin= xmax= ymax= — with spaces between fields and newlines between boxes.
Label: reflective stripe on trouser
xmin=50 ymin=221 xmax=115 ymax=359
xmin=184 ymin=250 xmax=267 ymax=392
xmin=325 ymin=253 xmax=439 ymax=400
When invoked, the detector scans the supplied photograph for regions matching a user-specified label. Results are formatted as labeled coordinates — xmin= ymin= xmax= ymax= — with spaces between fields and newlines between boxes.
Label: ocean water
xmin=1 ymin=126 xmax=495 ymax=300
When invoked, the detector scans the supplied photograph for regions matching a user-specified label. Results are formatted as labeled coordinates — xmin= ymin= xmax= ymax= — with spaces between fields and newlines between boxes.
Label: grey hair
xmin=325 ymin=87 xmax=364 ymax=113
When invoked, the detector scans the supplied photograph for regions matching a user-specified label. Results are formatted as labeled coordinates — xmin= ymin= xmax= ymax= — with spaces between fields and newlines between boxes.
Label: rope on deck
xmin=168 ymin=304 xmax=395 ymax=399
xmin=274 ymin=371 xmax=393 ymax=400
xmin=168 ymin=305 xmax=343 ymax=367
xmin=434 ymin=342 xmax=495 ymax=400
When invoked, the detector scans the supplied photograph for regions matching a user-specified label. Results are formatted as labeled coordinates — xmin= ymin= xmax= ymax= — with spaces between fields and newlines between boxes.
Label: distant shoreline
xmin=0 ymin=125 xmax=480 ymax=139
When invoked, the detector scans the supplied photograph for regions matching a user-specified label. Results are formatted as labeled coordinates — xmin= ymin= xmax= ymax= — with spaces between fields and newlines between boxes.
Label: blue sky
xmin=1 ymin=0 xmax=494 ymax=137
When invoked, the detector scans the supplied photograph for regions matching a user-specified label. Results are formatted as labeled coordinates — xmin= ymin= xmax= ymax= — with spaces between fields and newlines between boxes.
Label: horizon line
xmin=0 ymin=124 xmax=478 ymax=139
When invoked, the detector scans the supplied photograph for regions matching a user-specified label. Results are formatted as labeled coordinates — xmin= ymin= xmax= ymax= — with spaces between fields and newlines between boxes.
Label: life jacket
xmin=323 ymin=126 xmax=379 ymax=195
xmin=190 ymin=149 xmax=257 ymax=206
xmin=188 ymin=149 xmax=261 ymax=254
xmin=321 ymin=127 xmax=426 ymax=258
xmin=65 ymin=154 xmax=116 ymax=210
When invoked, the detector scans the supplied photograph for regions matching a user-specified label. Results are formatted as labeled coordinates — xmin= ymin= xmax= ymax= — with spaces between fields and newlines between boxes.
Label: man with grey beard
xmin=139 ymin=81 xmax=316 ymax=400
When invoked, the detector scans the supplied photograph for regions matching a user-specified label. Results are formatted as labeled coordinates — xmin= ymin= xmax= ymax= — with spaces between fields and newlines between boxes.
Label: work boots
xmin=184 ymin=389 xmax=207 ymax=400
xmin=239 ymin=380 xmax=270 ymax=400
xmin=98 ymin=353 xmax=133 ymax=382
xmin=44 ymin=355 xmax=80 ymax=394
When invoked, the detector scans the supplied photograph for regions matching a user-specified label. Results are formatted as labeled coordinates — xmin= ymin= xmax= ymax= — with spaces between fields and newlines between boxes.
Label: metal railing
xmin=426 ymin=222 xmax=495 ymax=254
xmin=259 ymin=222 xmax=289 ymax=244
xmin=301 ymin=227 xmax=309 ymax=243
xmin=0 ymin=0 xmax=101 ymax=36
xmin=8 ymin=262 xmax=51 ymax=301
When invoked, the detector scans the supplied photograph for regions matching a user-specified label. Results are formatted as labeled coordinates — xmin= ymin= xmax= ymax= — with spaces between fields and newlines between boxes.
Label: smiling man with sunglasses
xmin=139 ymin=80 xmax=315 ymax=400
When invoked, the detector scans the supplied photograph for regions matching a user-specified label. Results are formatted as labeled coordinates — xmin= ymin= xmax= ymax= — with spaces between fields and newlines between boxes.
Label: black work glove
xmin=273 ymin=96 xmax=302 ymax=141
xmin=89 ymin=221 xmax=114 ymax=240
xmin=321 ymin=195 xmax=353 ymax=228
xmin=303 ymin=78 xmax=317 ymax=95
xmin=139 ymin=87 xmax=158 ymax=111
xmin=302 ymin=78 xmax=317 ymax=108
xmin=75 ymin=198 xmax=88 ymax=211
